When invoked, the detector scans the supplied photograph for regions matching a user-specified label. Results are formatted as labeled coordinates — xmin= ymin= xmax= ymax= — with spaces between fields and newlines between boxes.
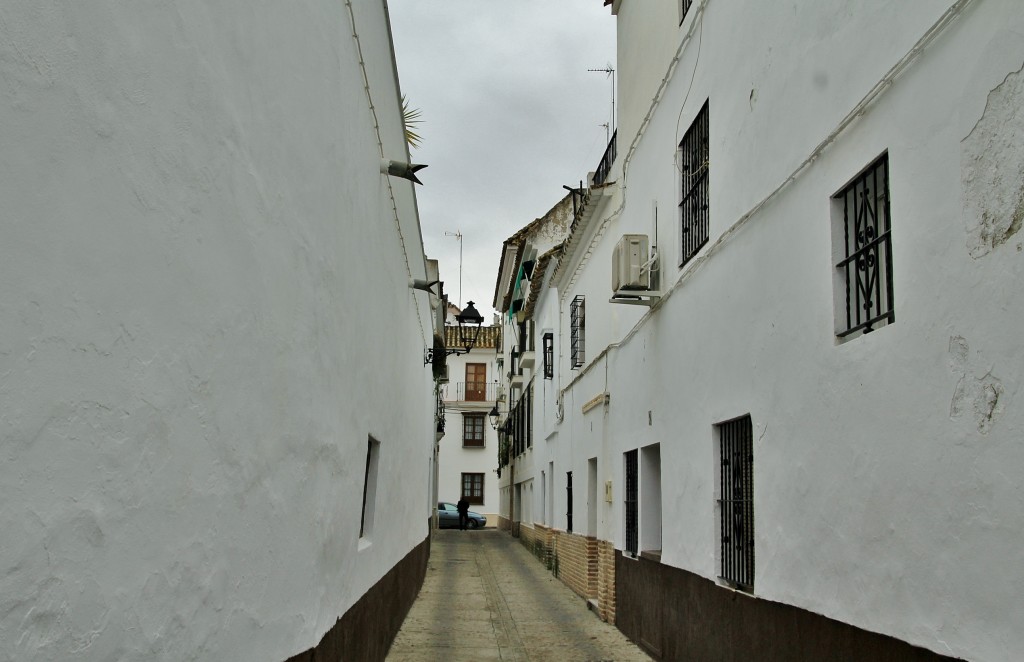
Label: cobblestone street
xmin=387 ymin=529 xmax=651 ymax=662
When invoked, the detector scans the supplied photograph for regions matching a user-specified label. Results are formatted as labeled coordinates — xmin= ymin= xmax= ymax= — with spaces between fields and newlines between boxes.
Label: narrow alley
xmin=387 ymin=529 xmax=651 ymax=662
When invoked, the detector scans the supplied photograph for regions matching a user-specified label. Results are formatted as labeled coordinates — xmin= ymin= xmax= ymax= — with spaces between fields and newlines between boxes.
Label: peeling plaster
xmin=961 ymin=60 xmax=1024 ymax=258
xmin=948 ymin=335 xmax=1005 ymax=434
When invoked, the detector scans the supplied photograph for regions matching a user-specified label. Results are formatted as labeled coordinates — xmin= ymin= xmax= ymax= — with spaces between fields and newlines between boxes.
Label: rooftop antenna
xmin=445 ymin=230 xmax=463 ymax=308
xmin=588 ymin=65 xmax=616 ymax=136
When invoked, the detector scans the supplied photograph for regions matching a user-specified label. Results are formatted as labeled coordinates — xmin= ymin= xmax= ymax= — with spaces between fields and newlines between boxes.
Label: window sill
xmin=639 ymin=549 xmax=662 ymax=562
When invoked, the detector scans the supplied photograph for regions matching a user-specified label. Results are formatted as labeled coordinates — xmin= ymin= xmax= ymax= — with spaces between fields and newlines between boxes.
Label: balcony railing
xmin=593 ymin=130 xmax=617 ymax=186
xmin=442 ymin=381 xmax=499 ymax=402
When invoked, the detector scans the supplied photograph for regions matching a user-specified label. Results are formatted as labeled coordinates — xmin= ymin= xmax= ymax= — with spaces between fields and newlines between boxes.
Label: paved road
xmin=387 ymin=528 xmax=652 ymax=662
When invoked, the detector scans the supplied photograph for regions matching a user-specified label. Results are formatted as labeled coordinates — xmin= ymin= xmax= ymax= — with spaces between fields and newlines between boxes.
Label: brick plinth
xmin=597 ymin=540 xmax=616 ymax=624
xmin=515 ymin=524 xmax=616 ymax=625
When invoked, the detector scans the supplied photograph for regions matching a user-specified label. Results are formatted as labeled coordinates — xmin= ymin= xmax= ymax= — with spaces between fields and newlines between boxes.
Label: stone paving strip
xmin=387 ymin=529 xmax=651 ymax=662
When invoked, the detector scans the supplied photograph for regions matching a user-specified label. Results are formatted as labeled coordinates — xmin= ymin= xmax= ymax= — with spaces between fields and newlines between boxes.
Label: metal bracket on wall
xmin=609 ymin=289 xmax=661 ymax=307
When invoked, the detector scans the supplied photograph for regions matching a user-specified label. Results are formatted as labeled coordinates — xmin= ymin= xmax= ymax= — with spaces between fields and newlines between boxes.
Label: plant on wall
xmin=402 ymin=95 xmax=422 ymax=149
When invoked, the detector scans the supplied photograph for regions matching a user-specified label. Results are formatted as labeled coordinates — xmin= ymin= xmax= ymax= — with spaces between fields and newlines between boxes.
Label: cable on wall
xmin=558 ymin=0 xmax=975 ymax=395
xmin=562 ymin=0 xmax=711 ymax=294
xmin=344 ymin=0 xmax=427 ymax=343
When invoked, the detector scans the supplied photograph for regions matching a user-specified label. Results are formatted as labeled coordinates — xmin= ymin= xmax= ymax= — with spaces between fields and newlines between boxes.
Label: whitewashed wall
xmin=539 ymin=0 xmax=1024 ymax=660
xmin=0 ymin=1 xmax=436 ymax=660
xmin=439 ymin=344 xmax=500 ymax=519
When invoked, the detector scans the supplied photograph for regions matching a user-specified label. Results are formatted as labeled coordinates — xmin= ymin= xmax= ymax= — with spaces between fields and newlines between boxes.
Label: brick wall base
xmin=516 ymin=524 xmax=616 ymax=625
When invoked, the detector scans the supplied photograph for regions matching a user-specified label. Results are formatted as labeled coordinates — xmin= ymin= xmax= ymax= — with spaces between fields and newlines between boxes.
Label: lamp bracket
xmin=424 ymin=346 xmax=472 ymax=366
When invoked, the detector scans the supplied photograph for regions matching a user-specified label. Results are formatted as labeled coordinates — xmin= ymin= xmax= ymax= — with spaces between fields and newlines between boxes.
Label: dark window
xmin=680 ymin=0 xmax=693 ymax=23
xmin=679 ymin=100 xmax=709 ymax=267
xmin=462 ymin=473 xmax=484 ymax=505
xmin=462 ymin=413 xmax=485 ymax=447
xmin=718 ymin=415 xmax=754 ymax=591
xmin=566 ymin=471 xmax=573 ymax=533
xmin=835 ymin=153 xmax=894 ymax=339
xmin=508 ymin=382 xmax=532 ymax=456
xmin=543 ymin=332 xmax=554 ymax=379
xmin=360 ymin=437 xmax=380 ymax=539
xmin=570 ymin=295 xmax=585 ymax=369
xmin=624 ymin=449 xmax=638 ymax=555
xmin=524 ymin=383 xmax=532 ymax=450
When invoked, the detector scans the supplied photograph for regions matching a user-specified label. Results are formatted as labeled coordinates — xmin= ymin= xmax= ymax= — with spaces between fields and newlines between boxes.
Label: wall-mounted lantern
xmin=423 ymin=301 xmax=484 ymax=365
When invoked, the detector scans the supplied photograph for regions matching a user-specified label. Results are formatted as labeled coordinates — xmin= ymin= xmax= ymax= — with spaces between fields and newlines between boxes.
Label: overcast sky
xmin=388 ymin=1 xmax=616 ymax=320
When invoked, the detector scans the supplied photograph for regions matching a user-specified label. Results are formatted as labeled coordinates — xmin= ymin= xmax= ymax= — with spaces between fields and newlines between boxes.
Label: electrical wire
xmin=344 ymin=0 xmax=428 ymax=344
xmin=558 ymin=0 xmax=975 ymax=394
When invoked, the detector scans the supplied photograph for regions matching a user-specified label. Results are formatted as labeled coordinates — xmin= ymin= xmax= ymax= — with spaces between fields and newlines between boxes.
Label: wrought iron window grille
xmin=570 ymin=295 xmax=586 ymax=369
xmin=718 ymin=415 xmax=754 ymax=591
xmin=680 ymin=0 xmax=693 ymax=24
xmin=566 ymin=471 xmax=573 ymax=533
xmin=679 ymin=101 xmax=710 ymax=268
xmin=835 ymin=153 xmax=894 ymax=339
xmin=625 ymin=450 xmax=639 ymax=556
xmin=543 ymin=332 xmax=554 ymax=380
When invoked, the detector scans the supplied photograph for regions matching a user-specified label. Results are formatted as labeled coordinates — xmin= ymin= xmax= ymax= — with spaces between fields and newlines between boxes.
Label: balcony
xmin=442 ymin=381 xmax=499 ymax=403
xmin=592 ymin=130 xmax=617 ymax=186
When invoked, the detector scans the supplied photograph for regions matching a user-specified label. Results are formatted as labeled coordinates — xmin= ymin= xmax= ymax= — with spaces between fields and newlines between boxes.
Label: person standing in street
xmin=456 ymin=496 xmax=469 ymax=531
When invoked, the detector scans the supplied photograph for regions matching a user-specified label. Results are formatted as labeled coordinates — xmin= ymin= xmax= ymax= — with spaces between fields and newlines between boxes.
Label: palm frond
xmin=402 ymin=95 xmax=423 ymax=149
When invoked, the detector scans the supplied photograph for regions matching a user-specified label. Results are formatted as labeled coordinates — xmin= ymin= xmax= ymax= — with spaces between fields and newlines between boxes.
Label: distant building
xmin=0 ymin=1 xmax=437 ymax=660
xmin=495 ymin=0 xmax=1024 ymax=660
xmin=437 ymin=325 xmax=502 ymax=523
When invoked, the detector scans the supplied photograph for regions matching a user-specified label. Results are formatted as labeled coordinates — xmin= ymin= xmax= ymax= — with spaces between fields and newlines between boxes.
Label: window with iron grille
xmin=679 ymin=101 xmax=709 ymax=267
xmin=624 ymin=449 xmax=638 ymax=556
xmin=717 ymin=415 xmax=753 ymax=591
xmin=566 ymin=471 xmax=573 ymax=533
xmin=526 ymin=382 xmax=533 ymax=449
xmin=570 ymin=295 xmax=585 ymax=369
xmin=543 ymin=332 xmax=554 ymax=379
xmin=833 ymin=153 xmax=894 ymax=340
xmin=462 ymin=472 xmax=484 ymax=505
xmin=462 ymin=413 xmax=485 ymax=448
xmin=680 ymin=0 xmax=693 ymax=24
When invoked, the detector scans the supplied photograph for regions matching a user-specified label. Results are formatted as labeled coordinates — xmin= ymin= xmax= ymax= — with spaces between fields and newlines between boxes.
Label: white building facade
xmin=437 ymin=324 xmax=502 ymax=523
xmin=496 ymin=1 xmax=1024 ymax=660
xmin=0 ymin=2 xmax=438 ymax=660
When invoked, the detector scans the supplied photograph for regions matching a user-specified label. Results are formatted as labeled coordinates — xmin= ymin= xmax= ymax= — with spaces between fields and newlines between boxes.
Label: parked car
xmin=437 ymin=502 xmax=486 ymax=529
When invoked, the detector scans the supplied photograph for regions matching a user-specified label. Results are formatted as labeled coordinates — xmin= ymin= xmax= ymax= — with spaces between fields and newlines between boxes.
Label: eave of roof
xmin=522 ymin=243 xmax=564 ymax=319
xmin=549 ymin=183 xmax=612 ymax=288
xmin=492 ymin=191 xmax=575 ymax=312
xmin=445 ymin=324 xmax=502 ymax=350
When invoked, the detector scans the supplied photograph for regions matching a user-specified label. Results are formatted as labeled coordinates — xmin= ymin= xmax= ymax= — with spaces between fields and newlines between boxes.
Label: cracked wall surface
xmin=949 ymin=335 xmax=1005 ymax=435
xmin=961 ymin=61 xmax=1024 ymax=258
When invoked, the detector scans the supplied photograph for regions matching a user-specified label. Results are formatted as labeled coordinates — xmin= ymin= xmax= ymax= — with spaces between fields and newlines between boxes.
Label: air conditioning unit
xmin=612 ymin=234 xmax=650 ymax=291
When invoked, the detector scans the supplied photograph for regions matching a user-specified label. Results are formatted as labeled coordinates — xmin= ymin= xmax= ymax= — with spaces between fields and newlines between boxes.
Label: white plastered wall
xmin=0 ymin=1 xmax=436 ymax=660
xmin=439 ymin=345 xmax=500 ymax=520
xmin=534 ymin=0 xmax=1024 ymax=660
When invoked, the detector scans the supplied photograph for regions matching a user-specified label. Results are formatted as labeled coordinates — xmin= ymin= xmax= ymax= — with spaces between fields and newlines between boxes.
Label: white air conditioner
xmin=612 ymin=234 xmax=650 ymax=291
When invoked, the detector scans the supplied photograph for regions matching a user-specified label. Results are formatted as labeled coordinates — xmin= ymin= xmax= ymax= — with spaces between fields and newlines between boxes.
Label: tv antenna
xmin=588 ymin=65 xmax=616 ymax=136
xmin=445 ymin=230 xmax=463 ymax=308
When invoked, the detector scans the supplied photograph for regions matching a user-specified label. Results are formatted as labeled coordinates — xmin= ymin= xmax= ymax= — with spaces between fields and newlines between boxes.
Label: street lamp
xmin=423 ymin=300 xmax=485 ymax=365
xmin=488 ymin=403 xmax=500 ymax=430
